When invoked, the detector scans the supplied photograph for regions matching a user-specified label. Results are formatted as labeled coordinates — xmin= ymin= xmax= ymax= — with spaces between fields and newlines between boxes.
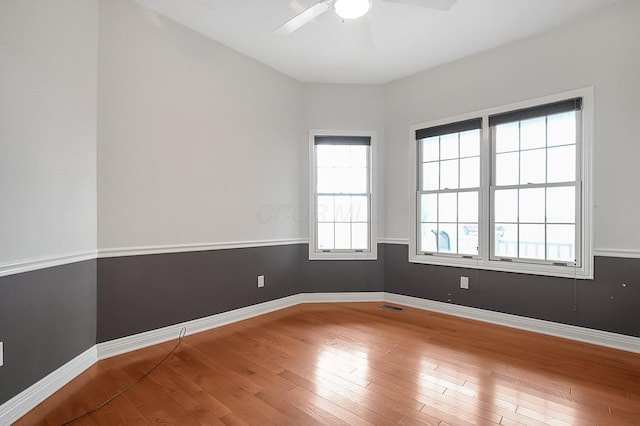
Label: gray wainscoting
xmin=0 ymin=260 xmax=97 ymax=405
xmin=384 ymin=244 xmax=640 ymax=338
xmin=97 ymin=244 xmax=387 ymax=343
xmin=3 ymin=243 xmax=638 ymax=407
xmin=97 ymin=243 xmax=638 ymax=343
xmin=299 ymin=244 xmax=385 ymax=294
xmin=97 ymin=244 xmax=303 ymax=343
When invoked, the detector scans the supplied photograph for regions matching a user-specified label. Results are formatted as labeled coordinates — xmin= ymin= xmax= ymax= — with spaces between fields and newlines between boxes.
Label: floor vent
xmin=380 ymin=304 xmax=405 ymax=312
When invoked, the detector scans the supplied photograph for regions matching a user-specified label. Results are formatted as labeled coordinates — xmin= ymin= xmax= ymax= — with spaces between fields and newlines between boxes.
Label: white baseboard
xmin=97 ymin=292 xmax=384 ymax=359
xmin=3 ymin=292 xmax=638 ymax=424
xmin=301 ymin=291 xmax=385 ymax=304
xmin=0 ymin=346 xmax=97 ymax=426
xmin=97 ymin=294 xmax=304 ymax=359
xmin=383 ymin=293 xmax=640 ymax=354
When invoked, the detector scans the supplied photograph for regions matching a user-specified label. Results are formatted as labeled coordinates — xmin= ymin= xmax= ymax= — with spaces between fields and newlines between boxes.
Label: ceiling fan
xmin=274 ymin=0 xmax=457 ymax=35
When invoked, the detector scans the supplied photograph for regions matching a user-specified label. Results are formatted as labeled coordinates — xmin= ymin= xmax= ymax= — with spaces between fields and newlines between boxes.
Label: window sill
xmin=309 ymin=248 xmax=378 ymax=261
xmin=409 ymin=252 xmax=593 ymax=279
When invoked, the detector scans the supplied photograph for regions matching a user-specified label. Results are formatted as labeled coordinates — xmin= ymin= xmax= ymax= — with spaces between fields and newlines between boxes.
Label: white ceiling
xmin=133 ymin=0 xmax=627 ymax=85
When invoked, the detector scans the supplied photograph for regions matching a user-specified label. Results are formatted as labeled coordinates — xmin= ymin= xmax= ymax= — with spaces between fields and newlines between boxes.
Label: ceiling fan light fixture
xmin=334 ymin=0 xmax=370 ymax=20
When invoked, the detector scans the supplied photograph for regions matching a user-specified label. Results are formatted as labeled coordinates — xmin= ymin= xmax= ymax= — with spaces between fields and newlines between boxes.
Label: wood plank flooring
xmin=15 ymin=302 xmax=640 ymax=425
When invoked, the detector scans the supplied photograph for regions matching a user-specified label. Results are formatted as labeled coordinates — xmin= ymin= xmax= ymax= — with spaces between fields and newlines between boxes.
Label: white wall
xmin=302 ymin=84 xmax=386 ymax=238
xmin=7 ymin=0 xmax=632 ymax=258
xmin=384 ymin=1 xmax=640 ymax=253
xmin=98 ymin=0 xmax=304 ymax=250
xmin=0 ymin=0 xmax=98 ymax=267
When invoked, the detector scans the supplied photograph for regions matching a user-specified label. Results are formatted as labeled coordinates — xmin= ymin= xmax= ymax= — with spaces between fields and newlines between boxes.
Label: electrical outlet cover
xmin=460 ymin=276 xmax=469 ymax=289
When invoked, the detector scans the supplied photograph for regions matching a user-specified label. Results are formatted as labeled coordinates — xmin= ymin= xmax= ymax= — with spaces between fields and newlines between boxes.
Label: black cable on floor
xmin=60 ymin=327 xmax=187 ymax=426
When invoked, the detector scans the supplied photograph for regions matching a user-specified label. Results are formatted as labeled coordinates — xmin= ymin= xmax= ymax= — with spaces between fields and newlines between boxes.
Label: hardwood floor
xmin=15 ymin=302 xmax=640 ymax=425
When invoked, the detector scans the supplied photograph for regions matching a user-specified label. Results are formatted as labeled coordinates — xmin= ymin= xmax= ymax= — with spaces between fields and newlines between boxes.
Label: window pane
xmin=519 ymin=224 xmax=545 ymax=260
xmin=420 ymin=223 xmax=438 ymax=252
xmin=333 ymin=145 xmax=350 ymax=167
xmin=335 ymin=223 xmax=351 ymax=249
xmin=547 ymin=224 xmax=575 ymax=262
xmin=458 ymin=191 xmax=478 ymax=222
xmin=459 ymin=224 xmax=478 ymax=255
xmin=422 ymin=137 xmax=439 ymax=162
xmin=440 ymin=159 xmax=458 ymax=190
xmin=420 ymin=193 xmax=437 ymax=222
xmin=422 ymin=162 xmax=439 ymax=191
xmin=519 ymin=188 xmax=545 ymax=223
xmin=332 ymin=168 xmax=366 ymax=193
xmin=345 ymin=167 xmax=367 ymax=193
xmin=461 ymin=223 xmax=478 ymax=236
xmin=317 ymin=196 xmax=334 ymax=222
xmin=317 ymin=223 xmax=334 ymax=250
xmin=496 ymin=152 xmax=519 ymax=186
xmin=547 ymin=145 xmax=575 ymax=183
xmin=351 ymin=196 xmax=368 ymax=222
xmin=350 ymin=145 xmax=367 ymax=167
xmin=520 ymin=148 xmax=546 ymax=184
xmin=316 ymin=145 xmax=334 ymax=168
xmin=334 ymin=196 xmax=351 ymax=222
xmin=547 ymin=186 xmax=575 ymax=223
xmin=439 ymin=224 xmax=457 ymax=253
xmin=459 ymin=129 xmax=480 ymax=157
xmin=494 ymin=223 xmax=517 ymax=257
xmin=317 ymin=168 xmax=335 ymax=193
xmin=460 ymin=157 xmax=479 ymax=188
xmin=440 ymin=133 xmax=458 ymax=159
xmin=494 ymin=189 xmax=517 ymax=222
xmin=520 ymin=117 xmax=546 ymax=150
xmin=333 ymin=168 xmax=351 ymax=193
xmin=495 ymin=122 xmax=519 ymax=153
xmin=352 ymin=223 xmax=369 ymax=249
xmin=439 ymin=193 xmax=457 ymax=222
xmin=547 ymin=112 xmax=576 ymax=147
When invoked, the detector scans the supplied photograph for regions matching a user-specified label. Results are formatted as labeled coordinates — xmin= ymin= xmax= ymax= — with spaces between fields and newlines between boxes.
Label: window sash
xmin=416 ymin=189 xmax=480 ymax=257
xmin=316 ymin=194 xmax=371 ymax=252
xmin=489 ymin=182 xmax=581 ymax=266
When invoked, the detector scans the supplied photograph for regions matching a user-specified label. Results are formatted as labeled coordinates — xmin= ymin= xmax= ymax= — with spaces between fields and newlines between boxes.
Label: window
xmin=417 ymin=118 xmax=482 ymax=256
xmin=491 ymin=99 xmax=581 ymax=265
xmin=410 ymin=89 xmax=593 ymax=278
xmin=309 ymin=131 xmax=376 ymax=260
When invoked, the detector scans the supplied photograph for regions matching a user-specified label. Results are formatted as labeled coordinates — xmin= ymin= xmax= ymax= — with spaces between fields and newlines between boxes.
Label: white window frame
xmin=309 ymin=129 xmax=378 ymax=260
xmin=409 ymin=88 xmax=594 ymax=279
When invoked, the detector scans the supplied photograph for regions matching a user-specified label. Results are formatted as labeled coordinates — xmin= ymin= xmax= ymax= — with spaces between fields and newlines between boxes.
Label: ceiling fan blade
xmin=273 ymin=1 xmax=332 ymax=35
xmin=380 ymin=0 xmax=456 ymax=11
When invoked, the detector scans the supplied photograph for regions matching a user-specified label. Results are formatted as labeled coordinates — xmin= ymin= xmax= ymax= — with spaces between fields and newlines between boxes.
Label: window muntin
xmin=310 ymin=132 xmax=376 ymax=259
xmin=409 ymin=90 xmax=593 ymax=279
xmin=418 ymin=124 xmax=481 ymax=256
